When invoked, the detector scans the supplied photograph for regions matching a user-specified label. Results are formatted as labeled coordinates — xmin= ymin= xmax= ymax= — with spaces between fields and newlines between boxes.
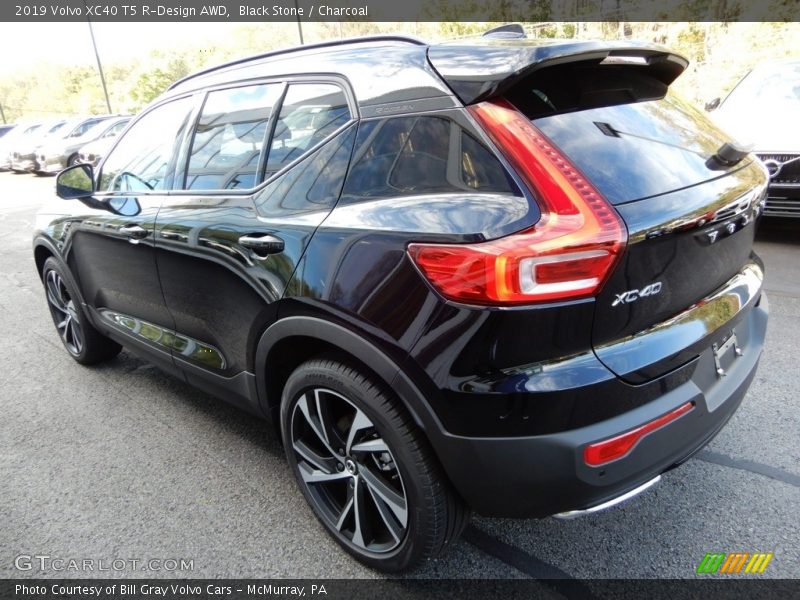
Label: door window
xmin=265 ymin=83 xmax=350 ymax=177
xmin=185 ymin=83 xmax=281 ymax=191
xmin=98 ymin=97 xmax=194 ymax=193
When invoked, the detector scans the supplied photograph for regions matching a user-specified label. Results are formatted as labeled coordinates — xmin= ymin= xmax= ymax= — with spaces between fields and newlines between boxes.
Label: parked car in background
xmin=9 ymin=119 xmax=68 ymax=172
xmin=11 ymin=116 xmax=109 ymax=173
xmin=2 ymin=122 xmax=45 ymax=170
xmin=36 ymin=34 xmax=769 ymax=572
xmin=708 ymin=59 xmax=800 ymax=217
xmin=37 ymin=116 xmax=130 ymax=174
xmin=77 ymin=117 xmax=131 ymax=167
xmin=2 ymin=124 xmax=36 ymax=166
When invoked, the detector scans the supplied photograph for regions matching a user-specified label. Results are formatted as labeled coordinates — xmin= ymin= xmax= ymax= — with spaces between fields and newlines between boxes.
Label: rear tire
xmin=280 ymin=358 xmax=469 ymax=572
xmin=41 ymin=257 xmax=122 ymax=365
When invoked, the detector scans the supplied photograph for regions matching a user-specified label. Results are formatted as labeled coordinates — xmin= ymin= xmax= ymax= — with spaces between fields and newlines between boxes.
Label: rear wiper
xmin=594 ymin=121 xmax=752 ymax=169
xmin=706 ymin=141 xmax=753 ymax=169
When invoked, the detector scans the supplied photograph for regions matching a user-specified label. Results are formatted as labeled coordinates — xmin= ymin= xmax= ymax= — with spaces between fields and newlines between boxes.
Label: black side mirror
xmin=705 ymin=97 xmax=721 ymax=112
xmin=56 ymin=164 xmax=94 ymax=199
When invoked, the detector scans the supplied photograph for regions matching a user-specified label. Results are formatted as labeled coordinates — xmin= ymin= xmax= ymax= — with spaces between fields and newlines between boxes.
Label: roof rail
xmin=168 ymin=35 xmax=427 ymax=91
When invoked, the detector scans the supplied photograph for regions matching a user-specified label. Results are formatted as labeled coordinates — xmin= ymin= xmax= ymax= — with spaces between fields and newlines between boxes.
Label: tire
xmin=67 ymin=154 xmax=80 ymax=167
xmin=41 ymin=257 xmax=122 ymax=365
xmin=280 ymin=358 xmax=469 ymax=572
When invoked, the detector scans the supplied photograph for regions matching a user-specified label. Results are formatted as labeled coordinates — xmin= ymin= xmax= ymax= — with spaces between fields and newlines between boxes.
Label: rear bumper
xmin=433 ymin=293 xmax=767 ymax=518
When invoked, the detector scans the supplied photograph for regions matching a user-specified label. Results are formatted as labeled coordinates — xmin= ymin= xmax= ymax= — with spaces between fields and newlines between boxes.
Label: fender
xmin=254 ymin=315 xmax=447 ymax=441
xmin=32 ymin=236 xmax=62 ymax=279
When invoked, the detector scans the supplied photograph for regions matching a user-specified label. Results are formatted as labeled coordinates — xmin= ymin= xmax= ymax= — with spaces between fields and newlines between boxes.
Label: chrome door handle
xmin=120 ymin=224 xmax=150 ymax=240
xmin=238 ymin=234 xmax=284 ymax=255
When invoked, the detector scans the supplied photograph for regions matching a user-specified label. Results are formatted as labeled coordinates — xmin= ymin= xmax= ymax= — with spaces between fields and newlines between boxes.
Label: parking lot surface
xmin=1 ymin=171 xmax=798 ymax=579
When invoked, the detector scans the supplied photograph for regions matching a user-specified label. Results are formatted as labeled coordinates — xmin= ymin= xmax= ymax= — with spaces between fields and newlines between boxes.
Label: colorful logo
xmin=697 ymin=552 xmax=773 ymax=574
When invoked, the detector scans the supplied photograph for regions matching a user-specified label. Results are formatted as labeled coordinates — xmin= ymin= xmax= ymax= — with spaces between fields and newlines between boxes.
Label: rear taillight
xmin=407 ymin=99 xmax=626 ymax=305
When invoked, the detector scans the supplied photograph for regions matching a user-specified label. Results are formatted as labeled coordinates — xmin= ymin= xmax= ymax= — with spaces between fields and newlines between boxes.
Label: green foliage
xmin=0 ymin=21 xmax=797 ymax=124
xmin=130 ymin=57 xmax=192 ymax=106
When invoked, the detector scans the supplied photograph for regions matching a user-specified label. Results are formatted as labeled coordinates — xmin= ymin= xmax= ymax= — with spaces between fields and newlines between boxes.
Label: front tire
xmin=42 ymin=257 xmax=122 ymax=365
xmin=280 ymin=358 xmax=469 ymax=572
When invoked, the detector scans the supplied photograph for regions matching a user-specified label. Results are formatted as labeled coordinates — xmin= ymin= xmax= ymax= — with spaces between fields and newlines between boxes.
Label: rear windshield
xmin=498 ymin=57 xmax=743 ymax=204
xmin=530 ymin=93 xmax=739 ymax=205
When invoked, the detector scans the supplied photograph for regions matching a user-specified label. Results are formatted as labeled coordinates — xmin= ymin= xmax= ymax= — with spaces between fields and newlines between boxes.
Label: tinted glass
xmin=265 ymin=83 xmax=350 ymax=177
xmin=341 ymin=116 xmax=516 ymax=201
xmin=534 ymin=93 xmax=741 ymax=204
xmin=185 ymin=83 xmax=281 ymax=191
xmin=98 ymin=97 xmax=193 ymax=193
xmin=255 ymin=126 xmax=356 ymax=216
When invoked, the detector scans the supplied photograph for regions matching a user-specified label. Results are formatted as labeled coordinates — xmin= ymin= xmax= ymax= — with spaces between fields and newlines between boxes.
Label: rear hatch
xmin=430 ymin=39 xmax=768 ymax=381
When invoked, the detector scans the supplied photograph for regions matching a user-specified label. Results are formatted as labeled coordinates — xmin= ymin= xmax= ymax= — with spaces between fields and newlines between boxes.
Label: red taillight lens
xmin=407 ymin=99 xmax=626 ymax=305
xmin=583 ymin=402 xmax=695 ymax=467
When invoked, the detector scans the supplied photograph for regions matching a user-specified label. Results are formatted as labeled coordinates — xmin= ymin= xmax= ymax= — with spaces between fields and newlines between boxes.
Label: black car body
xmin=709 ymin=59 xmax=800 ymax=217
xmin=33 ymin=35 xmax=769 ymax=571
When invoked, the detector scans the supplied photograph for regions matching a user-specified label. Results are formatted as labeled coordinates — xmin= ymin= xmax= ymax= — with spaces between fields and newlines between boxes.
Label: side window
xmin=185 ymin=83 xmax=281 ymax=191
xmin=69 ymin=119 xmax=103 ymax=138
xmin=104 ymin=121 xmax=129 ymax=138
xmin=98 ymin=97 xmax=194 ymax=193
xmin=341 ymin=115 xmax=519 ymax=201
xmin=265 ymin=83 xmax=350 ymax=177
xmin=255 ymin=126 xmax=356 ymax=217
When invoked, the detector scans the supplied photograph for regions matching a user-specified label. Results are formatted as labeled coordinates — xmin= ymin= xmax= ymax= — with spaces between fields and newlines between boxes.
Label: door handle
xmin=120 ymin=224 xmax=150 ymax=240
xmin=238 ymin=234 xmax=284 ymax=255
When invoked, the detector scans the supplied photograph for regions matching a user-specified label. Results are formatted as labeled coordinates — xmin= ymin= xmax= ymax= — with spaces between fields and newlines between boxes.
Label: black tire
xmin=280 ymin=358 xmax=469 ymax=572
xmin=67 ymin=154 xmax=80 ymax=167
xmin=41 ymin=257 xmax=122 ymax=365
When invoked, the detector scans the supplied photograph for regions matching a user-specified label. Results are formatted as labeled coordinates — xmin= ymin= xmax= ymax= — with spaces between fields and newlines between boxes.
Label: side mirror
xmin=705 ymin=97 xmax=721 ymax=112
xmin=56 ymin=164 xmax=95 ymax=199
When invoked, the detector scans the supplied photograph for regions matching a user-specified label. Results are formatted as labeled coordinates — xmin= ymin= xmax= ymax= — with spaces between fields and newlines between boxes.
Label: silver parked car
xmin=37 ymin=116 xmax=129 ymax=174
xmin=76 ymin=117 xmax=131 ymax=167
xmin=708 ymin=59 xmax=800 ymax=217
xmin=11 ymin=116 xmax=108 ymax=173
xmin=2 ymin=122 xmax=46 ymax=170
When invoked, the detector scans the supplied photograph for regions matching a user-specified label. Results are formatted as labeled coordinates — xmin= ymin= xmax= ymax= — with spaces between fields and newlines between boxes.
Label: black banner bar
xmin=2 ymin=0 xmax=800 ymax=22
xmin=2 ymin=579 xmax=799 ymax=600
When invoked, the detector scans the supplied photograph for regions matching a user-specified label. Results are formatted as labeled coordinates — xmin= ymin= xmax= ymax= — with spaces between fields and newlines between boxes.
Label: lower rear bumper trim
xmin=552 ymin=475 xmax=661 ymax=519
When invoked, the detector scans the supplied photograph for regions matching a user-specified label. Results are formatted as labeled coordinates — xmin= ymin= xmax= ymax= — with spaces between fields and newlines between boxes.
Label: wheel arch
xmin=33 ymin=238 xmax=58 ymax=281
xmin=254 ymin=315 xmax=446 ymax=447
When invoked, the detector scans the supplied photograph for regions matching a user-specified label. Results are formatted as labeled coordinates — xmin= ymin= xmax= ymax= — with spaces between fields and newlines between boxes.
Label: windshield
xmin=721 ymin=62 xmax=800 ymax=116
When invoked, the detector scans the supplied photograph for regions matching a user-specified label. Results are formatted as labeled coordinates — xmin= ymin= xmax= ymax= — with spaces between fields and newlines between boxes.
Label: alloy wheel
xmin=45 ymin=269 xmax=84 ymax=356
xmin=290 ymin=388 xmax=408 ymax=553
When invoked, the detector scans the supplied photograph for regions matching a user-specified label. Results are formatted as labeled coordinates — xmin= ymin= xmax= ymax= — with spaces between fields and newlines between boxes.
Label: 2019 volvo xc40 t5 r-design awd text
xmin=34 ymin=34 xmax=769 ymax=572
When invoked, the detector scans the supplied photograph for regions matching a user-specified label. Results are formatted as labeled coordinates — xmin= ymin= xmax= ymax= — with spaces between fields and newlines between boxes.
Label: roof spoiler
xmin=483 ymin=24 xmax=526 ymax=39
xmin=428 ymin=40 xmax=689 ymax=105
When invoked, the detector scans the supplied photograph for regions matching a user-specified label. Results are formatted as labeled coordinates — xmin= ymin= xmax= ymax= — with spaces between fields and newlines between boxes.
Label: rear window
xmin=341 ymin=115 xmax=519 ymax=200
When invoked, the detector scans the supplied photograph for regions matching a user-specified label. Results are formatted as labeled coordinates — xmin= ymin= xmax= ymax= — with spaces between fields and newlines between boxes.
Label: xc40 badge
xmin=612 ymin=282 xmax=663 ymax=306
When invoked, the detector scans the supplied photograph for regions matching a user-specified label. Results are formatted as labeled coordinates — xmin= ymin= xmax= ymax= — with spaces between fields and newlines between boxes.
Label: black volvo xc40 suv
xmin=34 ymin=35 xmax=769 ymax=572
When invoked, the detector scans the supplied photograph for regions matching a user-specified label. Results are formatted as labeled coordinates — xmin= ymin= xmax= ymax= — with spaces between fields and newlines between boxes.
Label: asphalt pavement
xmin=0 ymin=171 xmax=798 ymax=580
